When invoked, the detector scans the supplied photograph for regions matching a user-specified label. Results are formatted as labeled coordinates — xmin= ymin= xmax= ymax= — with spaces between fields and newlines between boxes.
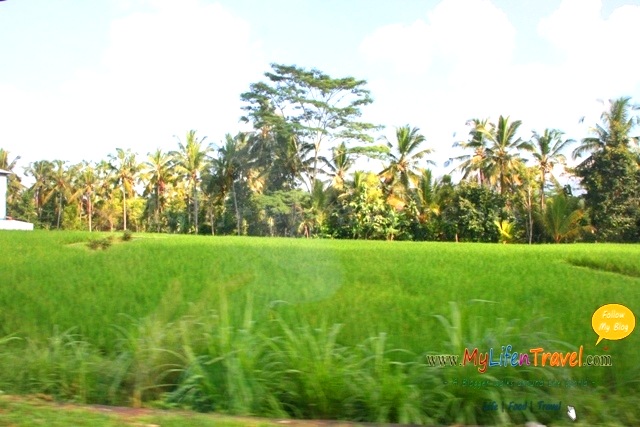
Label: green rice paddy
xmin=0 ymin=231 xmax=638 ymax=425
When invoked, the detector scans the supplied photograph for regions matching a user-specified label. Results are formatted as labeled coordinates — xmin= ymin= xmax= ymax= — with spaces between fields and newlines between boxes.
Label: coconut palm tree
xmin=543 ymin=191 xmax=594 ymax=243
xmin=108 ymin=148 xmax=140 ymax=231
xmin=412 ymin=169 xmax=440 ymax=223
xmin=449 ymin=118 xmax=491 ymax=186
xmin=479 ymin=116 xmax=528 ymax=195
xmin=527 ymin=129 xmax=574 ymax=210
xmin=573 ymin=96 xmax=639 ymax=159
xmin=91 ymin=160 xmax=118 ymax=231
xmin=171 ymin=130 xmax=211 ymax=234
xmin=514 ymin=164 xmax=540 ymax=244
xmin=208 ymin=133 xmax=248 ymax=235
xmin=0 ymin=148 xmax=23 ymax=211
xmin=573 ymin=97 xmax=640 ymax=241
xmin=25 ymin=160 xmax=54 ymax=221
xmin=44 ymin=160 xmax=73 ymax=229
xmin=77 ymin=162 xmax=98 ymax=232
xmin=380 ymin=125 xmax=434 ymax=207
xmin=143 ymin=149 xmax=174 ymax=231
xmin=0 ymin=148 xmax=19 ymax=173
xmin=322 ymin=142 xmax=353 ymax=191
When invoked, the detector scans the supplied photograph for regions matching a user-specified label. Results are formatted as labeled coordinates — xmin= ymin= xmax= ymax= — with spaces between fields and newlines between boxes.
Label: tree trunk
xmin=540 ymin=170 xmax=546 ymax=212
xmin=193 ymin=184 xmax=198 ymax=235
xmin=122 ymin=187 xmax=127 ymax=231
xmin=232 ymin=181 xmax=240 ymax=236
xmin=528 ymin=186 xmax=533 ymax=245
xmin=57 ymin=194 xmax=63 ymax=229
xmin=154 ymin=188 xmax=160 ymax=232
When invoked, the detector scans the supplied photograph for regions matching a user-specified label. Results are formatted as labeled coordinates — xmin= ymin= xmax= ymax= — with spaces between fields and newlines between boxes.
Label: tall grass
xmin=0 ymin=231 xmax=639 ymax=424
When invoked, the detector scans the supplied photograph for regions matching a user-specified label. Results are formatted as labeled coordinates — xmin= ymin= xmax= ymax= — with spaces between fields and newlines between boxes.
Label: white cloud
xmin=360 ymin=20 xmax=433 ymax=75
xmin=359 ymin=0 xmax=519 ymax=172
xmin=3 ymin=0 xmax=639 ymax=184
xmin=427 ymin=0 xmax=515 ymax=68
xmin=0 ymin=0 xmax=265 ymax=170
xmin=359 ymin=0 xmax=640 ymax=179
xmin=360 ymin=0 xmax=515 ymax=76
xmin=538 ymin=0 xmax=640 ymax=97
xmin=538 ymin=0 xmax=603 ymax=54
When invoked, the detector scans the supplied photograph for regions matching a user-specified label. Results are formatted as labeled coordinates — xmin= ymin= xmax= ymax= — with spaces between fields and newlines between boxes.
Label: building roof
xmin=0 ymin=169 xmax=11 ymax=176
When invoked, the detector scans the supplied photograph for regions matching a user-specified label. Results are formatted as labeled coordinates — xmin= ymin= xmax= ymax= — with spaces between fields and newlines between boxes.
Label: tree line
xmin=1 ymin=64 xmax=639 ymax=242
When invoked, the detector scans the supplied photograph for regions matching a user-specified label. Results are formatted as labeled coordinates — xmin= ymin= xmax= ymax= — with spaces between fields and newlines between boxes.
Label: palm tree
xmin=543 ymin=191 xmax=594 ymax=243
xmin=25 ymin=160 xmax=54 ymax=221
xmin=280 ymin=133 xmax=312 ymax=192
xmin=300 ymin=179 xmax=330 ymax=237
xmin=0 ymin=148 xmax=19 ymax=172
xmin=380 ymin=125 xmax=434 ymax=207
xmin=527 ymin=129 xmax=574 ymax=210
xmin=573 ymin=97 xmax=639 ymax=159
xmin=494 ymin=220 xmax=515 ymax=244
xmin=172 ymin=130 xmax=210 ymax=234
xmin=0 ymin=148 xmax=23 ymax=211
xmin=108 ymin=148 xmax=140 ymax=231
xmin=449 ymin=118 xmax=491 ymax=185
xmin=322 ymin=142 xmax=353 ymax=190
xmin=77 ymin=162 xmax=98 ymax=232
xmin=479 ymin=116 xmax=528 ymax=195
xmin=143 ymin=149 xmax=174 ymax=231
xmin=514 ymin=164 xmax=539 ymax=244
xmin=412 ymin=169 xmax=440 ymax=223
xmin=94 ymin=160 xmax=118 ymax=231
xmin=65 ymin=163 xmax=87 ymax=229
xmin=573 ymin=97 xmax=640 ymax=241
xmin=209 ymin=133 xmax=247 ymax=235
xmin=45 ymin=160 xmax=73 ymax=229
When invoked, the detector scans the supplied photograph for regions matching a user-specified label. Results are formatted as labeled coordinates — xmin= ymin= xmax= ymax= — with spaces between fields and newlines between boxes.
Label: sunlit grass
xmin=0 ymin=230 xmax=638 ymax=425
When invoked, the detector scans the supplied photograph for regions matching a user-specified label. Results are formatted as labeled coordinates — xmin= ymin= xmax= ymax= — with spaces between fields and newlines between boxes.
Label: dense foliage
xmin=2 ymin=66 xmax=639 ymax=242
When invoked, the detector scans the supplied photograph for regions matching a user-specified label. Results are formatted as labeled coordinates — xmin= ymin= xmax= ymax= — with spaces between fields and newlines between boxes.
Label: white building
xmin=0 ymin=169 xmax=33 ymax=230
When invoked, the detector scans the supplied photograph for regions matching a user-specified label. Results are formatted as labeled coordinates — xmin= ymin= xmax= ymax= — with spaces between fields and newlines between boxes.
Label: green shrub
xmin=86 ymin=236 xmax=113 ymax=250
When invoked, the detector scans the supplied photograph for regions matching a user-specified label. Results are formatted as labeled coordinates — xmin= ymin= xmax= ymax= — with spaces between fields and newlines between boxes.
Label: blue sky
xmin=1 ymin=0 xmax=639 ymax=182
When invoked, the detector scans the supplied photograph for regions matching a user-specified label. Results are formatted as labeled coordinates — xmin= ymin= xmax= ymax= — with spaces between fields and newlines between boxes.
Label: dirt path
xmin=2 ymin=395 xmax=455 ymax=427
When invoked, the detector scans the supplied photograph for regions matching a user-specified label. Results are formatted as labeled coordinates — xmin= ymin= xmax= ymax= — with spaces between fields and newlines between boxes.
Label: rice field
xmin=0 ymin=230 xmax=638 ymax=425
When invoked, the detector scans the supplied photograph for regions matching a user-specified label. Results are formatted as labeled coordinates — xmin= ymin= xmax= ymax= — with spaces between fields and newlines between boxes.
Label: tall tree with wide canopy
xmin=527 ymin=128 xmax=574 ymax=211
xmin=241 ymin=63 xmax=380 ymax=192
xmin=240 ymin=117 xmax=305 ymax=192
xmin=479 ymin=116 xmax=529 ymax=195
xmin=574 ymin=97 xmax=640 ymax=241
xmin=171 ymin=130 xmax=210 ymax=234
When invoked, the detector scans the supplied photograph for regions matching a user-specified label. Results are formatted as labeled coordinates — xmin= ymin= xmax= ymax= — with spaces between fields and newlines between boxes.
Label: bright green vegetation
xmin=0 ymin=231 xmax=638 ymax=425
xmin=3 ymin=73 xmax=639 ymax=245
